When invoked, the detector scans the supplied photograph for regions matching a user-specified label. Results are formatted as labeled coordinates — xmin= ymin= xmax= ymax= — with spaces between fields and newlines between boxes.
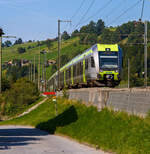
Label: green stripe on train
xmin=64 ymin=70 xmax=66 ymax=87
xmin=71 ymin=66 xmax=74 ymax=84
xmin=83 ymin=59 xmax=86 ymax=83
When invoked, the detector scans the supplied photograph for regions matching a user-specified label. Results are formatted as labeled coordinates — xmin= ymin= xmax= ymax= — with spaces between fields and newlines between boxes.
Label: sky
xmin=0 ymin=0 xmax=150 ymax=42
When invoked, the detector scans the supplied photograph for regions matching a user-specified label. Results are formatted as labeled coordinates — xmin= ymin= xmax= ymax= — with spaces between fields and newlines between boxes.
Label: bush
xmin=17 ymin=47 xmax=26 ymax=54
xmin=2 ymin=77 xmax=10 ymax=92
xmin=2 ymin=78 xmax=39 ymax=116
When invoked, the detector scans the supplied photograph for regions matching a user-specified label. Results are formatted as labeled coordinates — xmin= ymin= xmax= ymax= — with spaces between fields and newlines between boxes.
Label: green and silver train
xmin=48 ymin=43 xmax=123 ymax=90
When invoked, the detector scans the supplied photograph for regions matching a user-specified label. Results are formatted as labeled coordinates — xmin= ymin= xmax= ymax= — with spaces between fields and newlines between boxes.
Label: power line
xmin=78 ymin=0 xmax=112 ymax=27
xmin=104 ymin=0 xmax=123 ymax=21
xmin=70 ymin=0 xmax=86 ymax=20
xmin=140 ymin=0 xmax=145 ymax=21
xmin=67 ymin=0 xmax=86 ymax=33
xmin=73 ymin=0 xmax=96 ymax=31
xmin=107 ymin=0 xmax=142 ymax=26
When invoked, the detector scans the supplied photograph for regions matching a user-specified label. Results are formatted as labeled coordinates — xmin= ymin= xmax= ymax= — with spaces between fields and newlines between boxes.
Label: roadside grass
xmin=15 ymin=96 xmax=45 ymax=117
xmin=1 ymin=98 xmax=150 ymax=154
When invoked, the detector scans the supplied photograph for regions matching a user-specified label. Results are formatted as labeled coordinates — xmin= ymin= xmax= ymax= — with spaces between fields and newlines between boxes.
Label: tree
xmin=87 ymin=21 xmax=97 ymax=34
xmin=101 ymin=29 xmax=112 ymax=43
xmin=61 ymin=31 xmax=70 ymax=40
xmin=45 ymin=39 xmax=53 ymax=51
xmin=79 ymin=33 xmax=97 ymax=45
xmin=60 ymin=54 xmax=70 ymax=67
xmin=3 ymin=77 xmax=39 ymax=116
xmin=4 ymin=40 xmax=12 ymax=47
xmin=0 ymin=28 xmax=4 ymax=36
xmin=96 ymin=19 xmax=105 ymax=35
xmin=14 ymin=38 xmax=23 ymax=45
xmin=2 ymin=43 xmax=5 ymax=47
xmin=71 ymin=29 xmax=79 ymax=38
xmin=80 ymin=21 xmax=96 ymax=34
xmin=17 ymin=47 xmax=26 ymax=54
xmin=6 ymin=61 xmax=34 ymax=82
xmin=2 ymin=77 xmax=10 ymax=91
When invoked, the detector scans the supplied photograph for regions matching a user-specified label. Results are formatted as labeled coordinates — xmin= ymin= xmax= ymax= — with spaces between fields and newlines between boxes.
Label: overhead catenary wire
xmin=67 ymin=0 xmax=86 ymax=33
xmin=77 ymin=0 xmax=112 ymax=27
xmin=70 ymin=0 xmax=86 ymax=20
xmin=140 ymin=0 xmax=145 ymax=21
xmin=104 ymin=0 xmax=124 ymax=21
xmin=72 ymin=0 xmax=96 ymax=31
xmin=107 ymin=0 xmax=142 ymax=26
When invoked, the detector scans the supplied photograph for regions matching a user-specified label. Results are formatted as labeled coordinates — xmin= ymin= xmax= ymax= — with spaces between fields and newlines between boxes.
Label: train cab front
xmin=97 ymin=45 xmax=121 ymax=86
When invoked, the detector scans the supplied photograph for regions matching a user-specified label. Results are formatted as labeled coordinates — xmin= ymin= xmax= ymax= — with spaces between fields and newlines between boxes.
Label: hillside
xmin=2 ymin=37 xmax=79 ymax=62
xmin=2 ymin=37 xmax=89 ymax=79
xmin=2 ymin=20 xmax=150 ymax=86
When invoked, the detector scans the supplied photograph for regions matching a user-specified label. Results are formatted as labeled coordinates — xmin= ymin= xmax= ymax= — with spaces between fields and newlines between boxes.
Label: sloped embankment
xmin=0 ymin=98 xmax=150 ymax=154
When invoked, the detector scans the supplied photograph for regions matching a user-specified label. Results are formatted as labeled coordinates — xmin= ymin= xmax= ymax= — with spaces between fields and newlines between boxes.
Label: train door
xmin=83 ymin=59 xmax=86 ymax=83
xmin=71 ymin=66 xmax=74 ymax=85
xmin=64 ymin=70 xmax=66 ymax=87
xmin=88 ymin=55 xmax=97 ymax=80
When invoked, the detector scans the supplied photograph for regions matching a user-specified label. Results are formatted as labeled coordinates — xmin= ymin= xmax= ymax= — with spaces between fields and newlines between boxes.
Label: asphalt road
xmin=0 ymin=125 xmax=109 ymax=154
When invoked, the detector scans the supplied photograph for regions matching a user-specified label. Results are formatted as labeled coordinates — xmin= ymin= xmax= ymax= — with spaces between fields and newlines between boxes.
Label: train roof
xmin=48 ymin=44 xmax=119 ymax=81
xmin=97 ymin=44 xmax=119 ymax=52
xmin=60 ymin=44 xmax=119 ymax=70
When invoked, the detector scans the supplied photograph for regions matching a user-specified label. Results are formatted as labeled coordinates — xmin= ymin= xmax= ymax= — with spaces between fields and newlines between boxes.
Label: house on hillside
xmin=47 ymin=59 xmax=56 ymax=66
xmin=8 ymin=60 xmax=13 ymax=66
xmin=21 ymin=59 xmax=30 ymax=66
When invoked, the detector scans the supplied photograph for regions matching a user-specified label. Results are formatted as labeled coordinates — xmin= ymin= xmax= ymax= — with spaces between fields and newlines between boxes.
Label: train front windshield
xmin=99 ymin=52 xmax=118 ymax=69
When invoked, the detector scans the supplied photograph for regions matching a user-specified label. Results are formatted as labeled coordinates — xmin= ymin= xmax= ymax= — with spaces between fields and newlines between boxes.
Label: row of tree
xmin=69 ymin=19 xmax=150 ymax=45
xmin=2 ymin=38 xmax=23 ymax=47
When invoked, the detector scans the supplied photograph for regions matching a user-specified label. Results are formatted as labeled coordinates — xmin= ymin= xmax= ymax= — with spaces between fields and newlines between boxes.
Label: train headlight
xmin=100 ymin=70 xmax=103 ymax=72
xmin=115 ymin=70 xmax=119 ymax=73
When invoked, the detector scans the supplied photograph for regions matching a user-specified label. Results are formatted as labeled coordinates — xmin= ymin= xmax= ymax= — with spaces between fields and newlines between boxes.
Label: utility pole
xmin=29 ymin=62 xmax=30 ymax=81
xmin=42 ymin=63 xmax=44 ymax=92
xmin=44 ymin=53 xmax=46 ymax=92
xmin=0 ymin=36 xmax=2 ymax=93
xmin=144 ymin=20 xmax=147 ymax=87
xmin=58 ymin=19 xmax=71 ymax=90
xmin=34 ymin=56 xmax=36 ymax=83
xmin=31 ymin=60 xmax=32 ymax=82
xmin=0 ymin=35 xmax=16 ymax=93
xmin=128 ymin=58 xmax=130 ymax=89
xmin=38 ymin=53 xmax=40 ymax=90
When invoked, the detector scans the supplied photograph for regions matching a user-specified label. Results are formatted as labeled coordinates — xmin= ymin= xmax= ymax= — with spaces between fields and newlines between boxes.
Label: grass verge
xmin=0 ymin=98 xmax=150 ymax=154
xmin=0 ymin=96 xmax=44 ymax=120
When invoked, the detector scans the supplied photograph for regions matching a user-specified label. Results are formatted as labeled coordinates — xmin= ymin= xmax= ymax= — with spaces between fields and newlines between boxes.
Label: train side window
xmin=66 ymin=70 xmax=68 ymax=80
xmin=91 ymin=57 xmax=95 ymax=68
xmin=77 ymin=63 xmax=79 ymax=75
xmin=79 ymin=62 xmax=82 ymax=75
xmin=81 ymin=61 xmax=83 ymax=74
xmin=60 ymin=72 xmax=62 ymax=82
xmin=85 ymin=59 xmax=88 ymax=69
xmin=73 ymin=65 xmax=76 ymax=77
xmin=62 ymin=72 xmax=63 ymax=81
xmin=67 ymin=69 xmax=69 ymax=80
xmin=69 ymin=67 xmax=71 ymax=78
